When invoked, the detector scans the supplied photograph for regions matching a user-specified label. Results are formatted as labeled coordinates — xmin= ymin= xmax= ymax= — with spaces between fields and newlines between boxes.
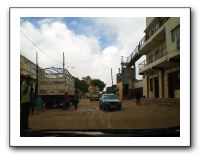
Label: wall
xmin=122 ymin=68 xmax=135 ymax=84
xmin=117 ymin=82 xmax=123 ymax=100
xmin=20 ymin=55 xmax=37 ymax=80
xmin=146 ymin=17 xmax=155 ymax=28
xmin=165 ymin=17 xmax=180 ymax=54
xmin=164 ymin=66 xmax=180 ymax=98
xmin=142 ymin=76 xmax=148 ymax=97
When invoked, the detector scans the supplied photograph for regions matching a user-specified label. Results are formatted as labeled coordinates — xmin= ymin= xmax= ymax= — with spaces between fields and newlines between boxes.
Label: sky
xmin=20 ymin=17 xmax=146 ymax=88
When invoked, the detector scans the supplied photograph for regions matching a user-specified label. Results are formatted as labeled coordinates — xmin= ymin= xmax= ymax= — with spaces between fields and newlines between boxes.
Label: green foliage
xmin=90 ymin=79 xmax=106 ymax=91
xmin=106 ymin=87 xmax=113 ymax=93
xmin=75 ymin=78 xmax=88 ymax=93
xmin=106 ymin=85 xmax=117 ymax=94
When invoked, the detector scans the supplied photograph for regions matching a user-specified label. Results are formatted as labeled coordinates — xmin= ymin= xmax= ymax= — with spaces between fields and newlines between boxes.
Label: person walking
xmin=73 ymin=91 xmax=79 ymax=109
xmin=20 ymin=75 xmax=31 ymax=131
xmin=136 ymin=91 xmax=141 ymax=105
xmin=63 ymin=92 xmax=69 ymax=110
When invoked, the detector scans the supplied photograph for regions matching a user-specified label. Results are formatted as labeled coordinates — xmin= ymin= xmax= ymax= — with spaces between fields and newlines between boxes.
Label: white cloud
xmin=20 ymin=18 xmax=146 ymax=88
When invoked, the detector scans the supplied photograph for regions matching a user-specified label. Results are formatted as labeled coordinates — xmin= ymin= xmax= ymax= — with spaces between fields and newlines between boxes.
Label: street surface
xmin=29 ymin=99 xmax=179 ymax=130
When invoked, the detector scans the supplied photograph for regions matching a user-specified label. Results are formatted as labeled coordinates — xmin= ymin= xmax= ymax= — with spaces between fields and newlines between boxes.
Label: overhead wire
xmin=21 ymin=29 xmax=90 ymax=69
xmin=20 ymin=29 xmax=62 ymax=64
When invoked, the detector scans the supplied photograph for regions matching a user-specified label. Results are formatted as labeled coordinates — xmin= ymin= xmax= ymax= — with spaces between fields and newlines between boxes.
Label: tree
xmin=90 ymin=79 xmax=106 ymax=91
xmin=74 ymin=78 xmax=88 ymax=93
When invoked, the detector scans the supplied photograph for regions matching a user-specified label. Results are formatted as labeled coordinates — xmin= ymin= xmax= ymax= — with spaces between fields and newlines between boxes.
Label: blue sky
xmin=21 ymin=17 xmax=117 ymax=50
xmin=20 ymin=17 xmax=146 ymax=86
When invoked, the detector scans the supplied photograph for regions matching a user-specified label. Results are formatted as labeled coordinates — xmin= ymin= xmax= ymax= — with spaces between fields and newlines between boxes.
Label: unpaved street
xmin=29 ymin=99 xmax=179 ymax=130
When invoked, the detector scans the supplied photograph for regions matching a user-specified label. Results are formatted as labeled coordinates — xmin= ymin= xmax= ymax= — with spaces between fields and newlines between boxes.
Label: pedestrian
xmin=63 ymin=92 xmax=69 ymax=110
xmin=20 ymin=75 xmax=31 ymax=131
xmin=73 ymin=91 xmax=79 ymax=109
xmin=136 ymin=91 xmax=141 ymax=105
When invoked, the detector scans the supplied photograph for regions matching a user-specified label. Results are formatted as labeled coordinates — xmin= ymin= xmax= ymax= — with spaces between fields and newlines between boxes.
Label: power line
xmin=39 ymin=62 xmax=62 ymax=68
xmin=20 ymin=29 xmax=62 ymax=63
xmin=65 ymin=59 xmax=89 ymax=65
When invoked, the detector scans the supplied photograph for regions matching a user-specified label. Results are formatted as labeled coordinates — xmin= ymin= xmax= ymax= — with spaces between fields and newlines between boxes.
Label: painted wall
xmin=165 ymin=17 xmax=180 ymax=54
xmin=117 ymin=82 xmax=123 ymax=100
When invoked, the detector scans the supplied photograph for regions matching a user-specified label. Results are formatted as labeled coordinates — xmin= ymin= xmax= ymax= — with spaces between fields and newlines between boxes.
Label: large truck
xmin=39 ymin=67 xmax=75 ymax=108
xmin=88 ymin=85 xmax=101 ymax=101
xmin=89 ymin=92 xmax=101 ymax=101
xmin=20 ymin=55 xmax=75 ymax=108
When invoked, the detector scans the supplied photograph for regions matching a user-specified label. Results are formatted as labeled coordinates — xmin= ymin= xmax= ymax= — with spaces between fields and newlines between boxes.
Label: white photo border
xmin=9 ymin=7 xmax=191 ymax=147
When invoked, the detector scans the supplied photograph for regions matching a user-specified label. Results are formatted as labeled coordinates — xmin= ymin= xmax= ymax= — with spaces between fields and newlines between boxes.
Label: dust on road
xmin=29 ymin=99 xmax=180 ymax=130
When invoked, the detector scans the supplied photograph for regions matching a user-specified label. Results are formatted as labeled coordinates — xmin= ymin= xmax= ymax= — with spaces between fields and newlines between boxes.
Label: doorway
xmin=168 ymin=71 xmax=180 ymax=98
xmin=154 ymin=77 xmax=159 ymax=98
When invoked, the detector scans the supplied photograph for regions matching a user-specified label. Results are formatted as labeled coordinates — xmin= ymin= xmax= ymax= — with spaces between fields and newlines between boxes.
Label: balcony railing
xmin=122 ymin=18 xmax=169 ymax=67
xmin=139 ymin=47 xmax=167 ymax=70
xmin=139 ymin=36 xmax=145 ymax=48
xmin=139 ymin=17 xmax=169 ymax=49
xmin=121 ymin=45 xmax=139 ymax=64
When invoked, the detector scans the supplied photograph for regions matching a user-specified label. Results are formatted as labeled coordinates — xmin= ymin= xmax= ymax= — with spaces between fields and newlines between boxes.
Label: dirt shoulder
xmin=29 ymin=99 xmax=180 ymax=130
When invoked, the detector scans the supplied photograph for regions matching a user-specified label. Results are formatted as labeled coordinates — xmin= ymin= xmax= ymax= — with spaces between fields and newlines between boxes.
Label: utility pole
xmin=35 ymin=52 xmax=39 ymax=96
xmin=63 ymin=52 xmax=65 ymax=75
xmin=118 ymin=68 xmax=120 ymax=74
xmin=111 ymin=68 xmax=113 ymax=87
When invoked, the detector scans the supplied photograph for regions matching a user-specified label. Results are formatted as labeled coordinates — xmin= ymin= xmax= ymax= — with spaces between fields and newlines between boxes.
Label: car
xmin=99 ymin=94 xmax=122 ymax=110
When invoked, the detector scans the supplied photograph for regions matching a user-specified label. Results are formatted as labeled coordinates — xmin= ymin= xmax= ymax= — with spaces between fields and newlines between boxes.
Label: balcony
xmin=138 ymin=18 xmax=169 ymax=54
xmin=121 ymin=18 xmax=169 ymax=69
xmin=139 ymin=47 xmax=167 ymax=72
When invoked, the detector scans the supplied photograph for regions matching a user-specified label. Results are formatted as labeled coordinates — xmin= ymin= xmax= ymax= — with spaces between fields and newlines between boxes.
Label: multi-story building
xmin=138 ymin=17 xmax=180 ymax=98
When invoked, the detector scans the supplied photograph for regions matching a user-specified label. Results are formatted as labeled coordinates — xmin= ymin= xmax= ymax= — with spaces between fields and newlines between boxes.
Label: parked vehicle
xmin=39 ymin=67 xmax=75 ymax=108
xmin=20 ymin=55 xmax=75 ymax=108
xmin=99 ymin=94 xmax=122 ymax=110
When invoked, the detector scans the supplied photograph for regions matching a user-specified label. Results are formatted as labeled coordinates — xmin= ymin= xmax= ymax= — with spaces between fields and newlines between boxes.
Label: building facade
xmin=138 ymin=17 xmax=180 ymax=98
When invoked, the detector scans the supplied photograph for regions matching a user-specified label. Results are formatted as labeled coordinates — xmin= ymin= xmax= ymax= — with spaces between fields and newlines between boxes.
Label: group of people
xmin=63 ymin=90 xmax=79 ymax=110
xmin=20 ymin=75 xmax=80 ymax=131
xmin=20 ymin=75 xmax=34 ymax=131
xmin=21 ymin=75 xmax=41 ymax=131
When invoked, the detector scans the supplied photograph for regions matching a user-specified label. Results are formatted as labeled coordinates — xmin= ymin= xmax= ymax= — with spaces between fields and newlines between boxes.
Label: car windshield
xmin=18 ymin=16 xmax=180 ymax=138
xmin=102 ymin=94 xmax=116 ymax=99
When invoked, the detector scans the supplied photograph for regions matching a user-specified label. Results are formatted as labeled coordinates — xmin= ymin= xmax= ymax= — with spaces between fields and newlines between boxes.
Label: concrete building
xmin=116 ymin=68 xmax=135 ymax=100
xmin=116 ymin=68 xmax=143 ymax=100
xmin=138 ymin=17 xmax=180 ymax=99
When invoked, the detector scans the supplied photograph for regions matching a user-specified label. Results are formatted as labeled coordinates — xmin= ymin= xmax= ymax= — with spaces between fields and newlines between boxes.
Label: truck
xmin=39 ymin=67 xmax=75 ymax=108
xmin=20 ymin=55 xmax=75 ymax=108
xmin=89 ymin=92 xmax=101 ymax=101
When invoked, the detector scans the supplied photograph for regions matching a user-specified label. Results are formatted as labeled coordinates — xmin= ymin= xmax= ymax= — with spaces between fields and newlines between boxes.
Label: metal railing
xmin=139 ymin=36 xmax=146 ymax=48
xmin=138 ymin=47 xmax=167 ymax=70
xmin=122 ymin=18 xmax=169 ymax=66
xmin=121 ymin=45 xmax=139 ymax=64
xmin=139 ymin=18 xmax=169 ymax=49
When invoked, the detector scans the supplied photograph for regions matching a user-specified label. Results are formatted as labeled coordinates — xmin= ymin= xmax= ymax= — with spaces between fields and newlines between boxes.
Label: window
xmin=172 ymin=25 xmax=180 ymax=43
xmin=150 ymin=78 xmax=153 ymax=91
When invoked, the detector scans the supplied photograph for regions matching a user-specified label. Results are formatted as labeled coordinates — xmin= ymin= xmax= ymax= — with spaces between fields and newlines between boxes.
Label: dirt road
xmin=29 ymin=99 xmax=179 ymax=130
